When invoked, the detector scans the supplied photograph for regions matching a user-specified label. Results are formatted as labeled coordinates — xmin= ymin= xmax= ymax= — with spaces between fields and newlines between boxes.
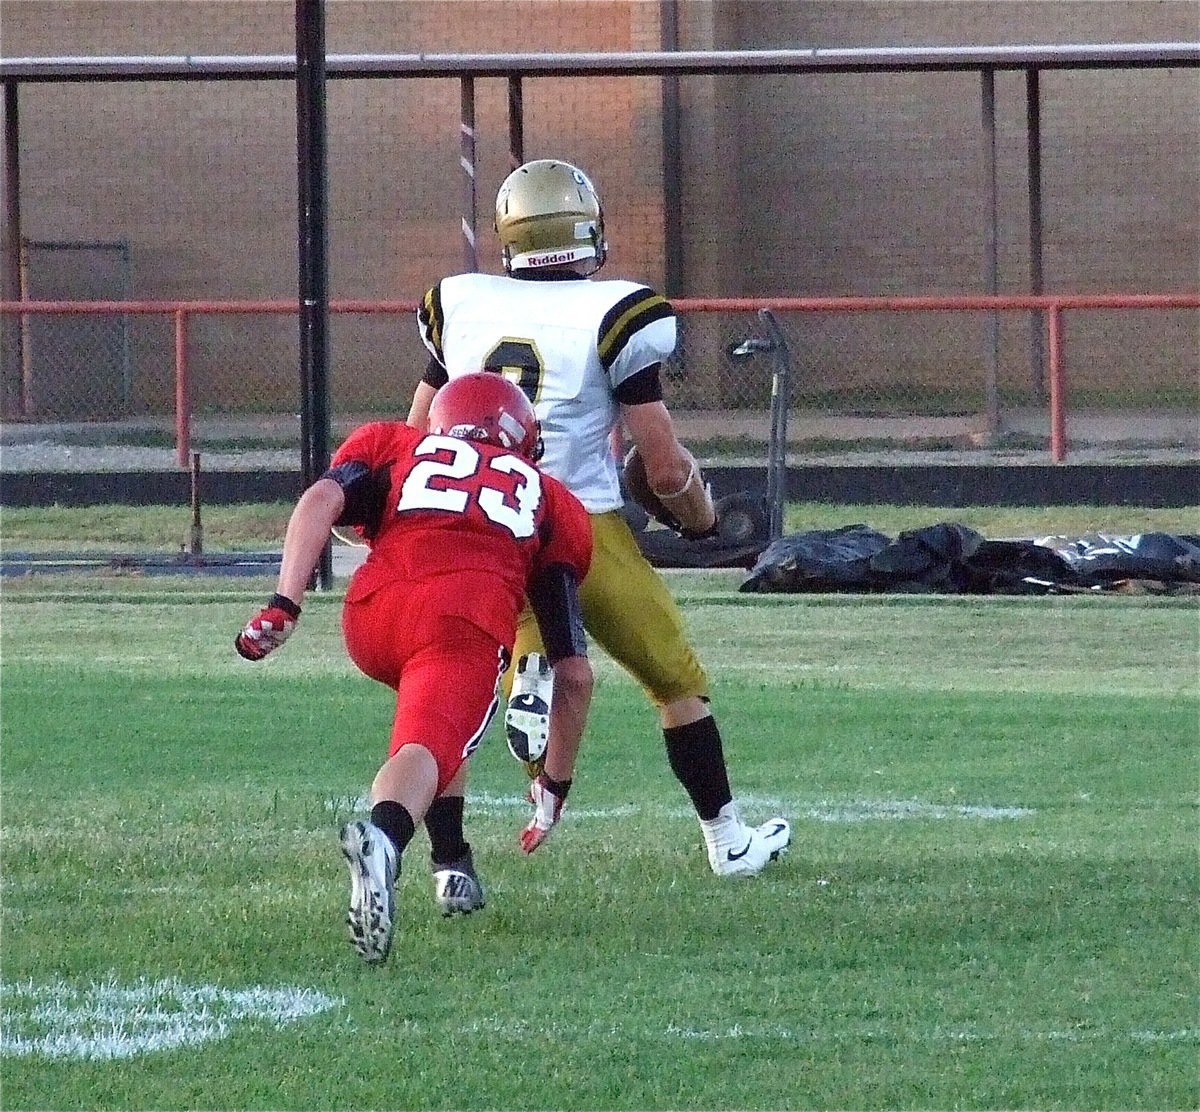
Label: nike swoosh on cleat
xmin=726 ymin=840 xmax=753 ymax=861
xmin=766 ymin=823 xmax=787 ymax=838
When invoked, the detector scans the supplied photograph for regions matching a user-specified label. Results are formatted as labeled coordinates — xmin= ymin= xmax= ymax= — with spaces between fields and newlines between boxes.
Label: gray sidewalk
xmin=1 ymin=408 xmax=1195 ymax=472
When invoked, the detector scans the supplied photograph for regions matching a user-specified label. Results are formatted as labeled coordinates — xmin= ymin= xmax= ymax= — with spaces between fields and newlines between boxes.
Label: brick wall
xmin=2 ymin=0 xmax=1195 ymax=417
xmin=697 ymin=0 xmax=1199 ymax=394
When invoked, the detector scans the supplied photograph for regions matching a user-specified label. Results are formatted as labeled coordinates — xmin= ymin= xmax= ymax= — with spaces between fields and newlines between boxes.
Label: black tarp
xmin=738 ymin=524 xmax=1200 ymax=595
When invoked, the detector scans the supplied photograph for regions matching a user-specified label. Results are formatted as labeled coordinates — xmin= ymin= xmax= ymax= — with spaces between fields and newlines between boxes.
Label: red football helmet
xmin=428 ymin=372 xmax=543 ymax=462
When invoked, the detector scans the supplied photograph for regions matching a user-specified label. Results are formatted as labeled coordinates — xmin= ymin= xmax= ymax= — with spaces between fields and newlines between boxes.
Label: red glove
xmin=235 ymin=594 xmax=301 ymax=660
xmin=519 ymin=773 xmax=571 ymax=854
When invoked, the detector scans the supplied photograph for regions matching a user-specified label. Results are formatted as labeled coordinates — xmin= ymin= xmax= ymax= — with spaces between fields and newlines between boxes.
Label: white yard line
xmin=458 ymin=1014 xmax=1195 ymax=1046
xmin=5 ymin=977 xmax=1189 ymax=1061
xmin=326 ymin=792 xmax=1035 ymax=822
xmin=656 ymin=792 xmax=1036 ymax=822
xmin=0 ymin=979 xmax=340 ymax=1060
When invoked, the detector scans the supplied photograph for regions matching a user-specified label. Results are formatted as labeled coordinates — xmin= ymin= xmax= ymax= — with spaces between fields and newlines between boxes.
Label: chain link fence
xmin=672 ymin=305 xmax=1200 ymax=413
xmin=3 ymin=28 xmax=1198 ymax=471
xmin=15 ymin=242 xmax=134 ymax=418
xmin=2 ymin=299 xmax=1196 ymax=465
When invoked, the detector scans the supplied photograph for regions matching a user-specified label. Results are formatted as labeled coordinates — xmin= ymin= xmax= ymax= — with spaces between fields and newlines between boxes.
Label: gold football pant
xmin=509 ymin=510 xmax=709 ymax=706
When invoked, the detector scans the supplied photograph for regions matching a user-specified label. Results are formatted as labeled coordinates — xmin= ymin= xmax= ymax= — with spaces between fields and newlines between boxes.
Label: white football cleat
xmin=701 ymin=803 xmax=791 ymax=878
xmin=505 ymin=652 xmax=553 ymax=772
xmin=432 ymin=849 xmax=486 ymax=917
xmin=339 ymin=819 xmax=398 ymax=963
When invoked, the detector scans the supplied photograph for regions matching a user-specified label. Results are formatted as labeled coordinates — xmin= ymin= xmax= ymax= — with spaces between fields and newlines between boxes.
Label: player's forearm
xmin=276 ymin=479 xmax=345 ymax=605
xmin=542 ymin=654 xmax=592 ymax=783
xmin=621 ymin=399 xmax=691 ymax=492
xmin=407 ymin=381 xmax=438 ymax=430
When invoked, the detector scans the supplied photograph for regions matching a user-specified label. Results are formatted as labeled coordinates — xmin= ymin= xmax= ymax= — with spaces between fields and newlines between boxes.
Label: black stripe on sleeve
xmin=418 ymin=283 xmax=446 ymax=363
xmin=612 ymin=362 xmax=664 ymax=405
xmin=421 ymin=356 xmax=449 ymax=388
xmin=596 ymin=288 xmax=674 ymax=371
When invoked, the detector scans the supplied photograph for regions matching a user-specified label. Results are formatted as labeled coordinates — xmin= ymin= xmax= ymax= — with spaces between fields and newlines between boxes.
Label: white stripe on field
xmin=6 ymin=979 xmax=1187 ymax=1060
xmin=324 ymin=793 xmax=1033 ymax=822
xmin=458 ymin=1015 xmax=1197 ymax=1047
xmin=323 ymin=793 xmax=639 ymax=819
xmin=0 ymin=978 xmax=341 ymax=1060
xmin=804 ymin=799 xmax=1035 ymax=822
xmin=662 ymin=1021 xmax=1198 ymax=1045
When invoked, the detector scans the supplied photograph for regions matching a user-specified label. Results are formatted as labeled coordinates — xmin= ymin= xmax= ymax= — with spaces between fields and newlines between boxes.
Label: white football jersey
xmin=418 ymin=273 xmax=676 ymax=513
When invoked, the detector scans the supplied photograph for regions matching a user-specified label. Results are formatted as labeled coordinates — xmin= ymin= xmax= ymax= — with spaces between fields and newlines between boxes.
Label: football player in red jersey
xmin=236 ymin=373 xmax=593 ymax=963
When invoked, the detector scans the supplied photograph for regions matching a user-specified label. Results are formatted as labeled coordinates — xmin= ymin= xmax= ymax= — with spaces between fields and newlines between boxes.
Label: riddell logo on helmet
xmin=526 ymin=249 xmax=582 ymax=267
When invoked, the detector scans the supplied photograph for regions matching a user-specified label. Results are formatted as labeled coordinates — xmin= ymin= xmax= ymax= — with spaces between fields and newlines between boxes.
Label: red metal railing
xmin=3 ymin=293 xmax=1197 ymax=466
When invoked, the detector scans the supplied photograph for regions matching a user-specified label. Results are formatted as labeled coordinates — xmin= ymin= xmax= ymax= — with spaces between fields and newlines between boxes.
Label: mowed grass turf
xmin=1 ymin=578 xmax=1196 ymax=1110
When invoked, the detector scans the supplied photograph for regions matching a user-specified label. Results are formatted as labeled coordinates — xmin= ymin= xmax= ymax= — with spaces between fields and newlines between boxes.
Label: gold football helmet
xmin=495 ymin=159 xmax=607 ymax=275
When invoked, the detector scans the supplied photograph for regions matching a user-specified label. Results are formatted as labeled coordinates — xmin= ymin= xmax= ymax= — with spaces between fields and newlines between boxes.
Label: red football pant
xmin=343 ymin=587 xmax=508 ymax=795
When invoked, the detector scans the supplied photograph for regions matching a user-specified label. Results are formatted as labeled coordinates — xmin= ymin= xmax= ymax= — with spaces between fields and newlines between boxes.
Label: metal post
xmin=759 ymin=309 xmax=791 ymax=542
xmin=174 ymin=309 xmax=191 ymax=469
xmin=295 ymin=0 xmax=332 ymax=588
xmin=18 ymin=240 xmax=32 ymax=416
xmin=2 ymin=82 xmax=23 ymax=418
xmin=189 ymin=452 xmax=204 ymax=555
xmin=507 ymin=75 xmax=524 ymax=169
xmin=730 ymin=315 xmax=791 ymax=542
xmin=1047 ymin=305 xmax=1066 ymax=462
xmin=980 ymin=67 xmax=1002 ymax=442
xmin=1026 ymin=67 xmax=1047 ymax=401
xmin=116 ymin=240 xmax=133 ymax=410
xmin=762 ymin=369 xmax=781 ymax=527
xmin=460 ymin=76 xmax=478 ymax=272
xmin=660 ymin=0 xmax=683 ymax=296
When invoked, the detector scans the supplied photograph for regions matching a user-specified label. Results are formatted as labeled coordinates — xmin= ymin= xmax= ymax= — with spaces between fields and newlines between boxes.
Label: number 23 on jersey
xmin=395 ymin=434 xmax=543 ymax=540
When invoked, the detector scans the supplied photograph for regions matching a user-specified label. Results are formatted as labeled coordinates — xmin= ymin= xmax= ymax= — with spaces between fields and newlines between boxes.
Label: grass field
xmin=2 ymin=547 xmax=1197 ymax=1109
xmin=2 ymin=500 xmax=1196 ymax=553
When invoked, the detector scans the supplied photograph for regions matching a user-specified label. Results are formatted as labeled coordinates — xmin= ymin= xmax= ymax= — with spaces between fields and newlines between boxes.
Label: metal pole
xmin=460 ymin=76 xmax=478 ymax=272
xmin=981 ymin=67 xmax=1002 ymax=442
xmin=1026 ymin=67 xmax=1047 ymax=400
xmin=759 ymin=309 xmax=791 ymax=542
xmin=118 ymin=241 xmax=133 ymax=410
xmin=660 ymin=0 xmax=683 ymax=296
xmin=189 ymin=451 xmax=204 ymax=555
xmin=507 ymin=75 xmax=524 ymax=169
xmin=764 ymin=361 xmax=781 ymax=532
xmin=3 ymin=82 xmax=24 ymax=418
xmin=295 ymin=0 xmax=332 ymax=588
xmin=19 ymin=240 xmax=32 ymax=416
xmin=174 ymin=308 xmax=190 ymax=468
xmin=1047 ymin=305 xmax=1066 ymax=461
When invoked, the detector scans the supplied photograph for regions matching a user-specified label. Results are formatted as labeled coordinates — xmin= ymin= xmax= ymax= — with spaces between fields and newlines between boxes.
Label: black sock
xmin=663 ymin=716 xmax=734 ymax=821
xmin=370 ymin=799 xmax=416 ymax=857
xmin=424 ymin=795 xmax=470 ymax=866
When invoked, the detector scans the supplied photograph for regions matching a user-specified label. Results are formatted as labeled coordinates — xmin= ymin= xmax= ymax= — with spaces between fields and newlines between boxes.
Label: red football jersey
xmin=330 ymin=422 xmax=592 ymax=645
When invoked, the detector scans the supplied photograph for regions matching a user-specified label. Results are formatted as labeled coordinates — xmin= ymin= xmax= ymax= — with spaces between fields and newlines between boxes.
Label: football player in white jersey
xmin=409 ymin=159 xmax=790 ymax=890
